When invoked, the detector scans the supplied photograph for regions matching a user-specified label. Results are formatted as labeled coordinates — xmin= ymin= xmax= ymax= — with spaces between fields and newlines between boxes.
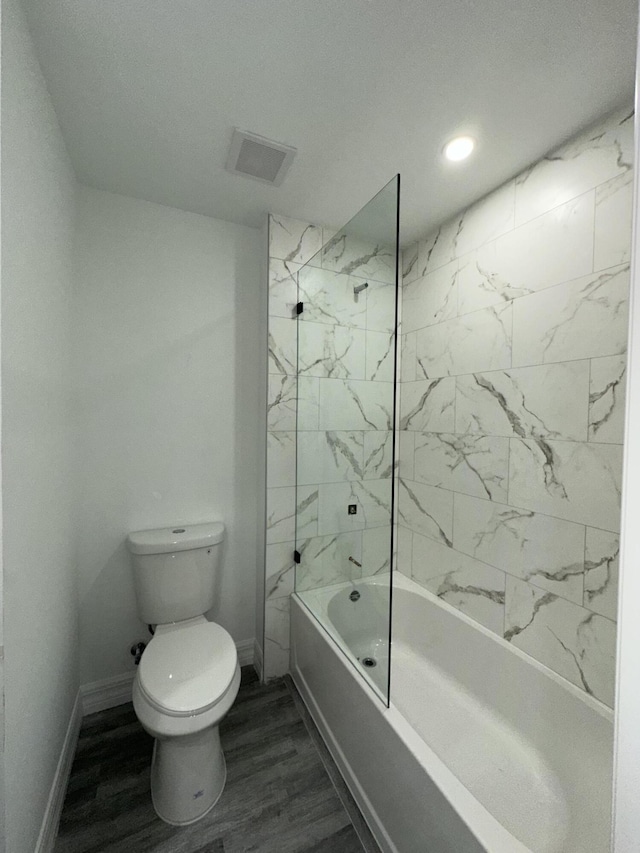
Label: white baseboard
xmin=35 ymin=691 xmax=82 ymax=853
xmin=38 ymin=638 xmax=257 ymax=850
xmin=80 ymin=638 xmax=256 ymax=717
xmin=253 ymin=639 xmax=264 ymax=681
xmin=81 ymin=672 xmax=135 ymax=716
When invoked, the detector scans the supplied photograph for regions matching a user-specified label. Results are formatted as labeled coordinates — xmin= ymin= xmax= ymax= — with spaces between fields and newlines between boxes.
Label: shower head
xmin=353 ymin=282 xmax=369 ymax=295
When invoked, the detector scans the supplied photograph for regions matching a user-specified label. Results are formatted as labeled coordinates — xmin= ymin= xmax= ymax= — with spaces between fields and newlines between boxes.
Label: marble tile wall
xmin=265 ymin=214 xmax=397 ymax=679
xmin=399 ymin=106 xmax=633 ymax=707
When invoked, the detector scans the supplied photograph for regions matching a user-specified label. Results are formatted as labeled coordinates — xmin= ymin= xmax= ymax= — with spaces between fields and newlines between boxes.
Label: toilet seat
xmin=138 ymin=617 xmax=237 ymax=717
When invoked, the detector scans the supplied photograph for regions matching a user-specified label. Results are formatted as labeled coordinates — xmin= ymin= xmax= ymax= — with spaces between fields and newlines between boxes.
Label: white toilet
xmin=126 ymin=521 xmax=240 ymax=826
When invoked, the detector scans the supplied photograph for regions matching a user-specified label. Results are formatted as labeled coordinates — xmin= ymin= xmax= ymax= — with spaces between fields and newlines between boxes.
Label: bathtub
xmin=291 ymin=573 xmax=614 ymax=853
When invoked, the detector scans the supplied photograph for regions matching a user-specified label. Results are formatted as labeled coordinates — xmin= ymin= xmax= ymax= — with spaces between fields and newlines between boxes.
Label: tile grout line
xmin=412 ymin=166 xmax=627 ymax=280
xmin=400 ymin=472 xmax=621 ymax=534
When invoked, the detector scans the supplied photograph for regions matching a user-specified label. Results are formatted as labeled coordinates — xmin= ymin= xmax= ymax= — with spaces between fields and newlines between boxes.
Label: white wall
xmin=1 ymin=0 xmax=79 ymax=850
xmin=74 ymin=186 xmax=262 ymax=684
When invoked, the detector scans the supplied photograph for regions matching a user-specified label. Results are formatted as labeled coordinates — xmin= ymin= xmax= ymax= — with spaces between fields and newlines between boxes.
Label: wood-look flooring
xmin=54 ymin=667 xmax=379 ymax=853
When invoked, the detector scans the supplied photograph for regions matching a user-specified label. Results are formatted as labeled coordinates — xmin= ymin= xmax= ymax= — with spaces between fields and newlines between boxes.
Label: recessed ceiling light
xmin=443 ymin=136 xmax=475 ymax=162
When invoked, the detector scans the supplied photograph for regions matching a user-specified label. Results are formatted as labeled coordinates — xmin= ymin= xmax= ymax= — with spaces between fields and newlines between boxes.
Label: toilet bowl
xmin=132 ymin=616 xmax=240 ymax=825
xmin=127 ymin=521 xmax=240 ymax=825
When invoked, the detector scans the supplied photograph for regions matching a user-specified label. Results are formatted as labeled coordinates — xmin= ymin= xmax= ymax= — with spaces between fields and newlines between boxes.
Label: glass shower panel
xmin=293 ymin=176 xmax=400 ymax=705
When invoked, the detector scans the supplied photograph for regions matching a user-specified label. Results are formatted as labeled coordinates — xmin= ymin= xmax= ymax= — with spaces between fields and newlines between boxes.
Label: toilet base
xmin=150 ymin=724 xmax=227 ymax=825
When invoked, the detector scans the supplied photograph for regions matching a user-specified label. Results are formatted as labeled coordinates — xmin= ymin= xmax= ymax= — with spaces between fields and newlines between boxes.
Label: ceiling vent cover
xmin=226 ymin=129 xmax=296 ymax=186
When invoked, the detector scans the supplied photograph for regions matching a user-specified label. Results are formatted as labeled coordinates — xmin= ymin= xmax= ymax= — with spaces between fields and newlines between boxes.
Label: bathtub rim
xmin=293 ymin=571 xmax=614 ymax=852
xmin=290 ymin=590 xmax=531 ymax=853
xmin=297 ymin=580 xmax=393 ymax=704
xmin=299 ymin=571 xmax=614 ymax=724
xmin=391 ymin=571 xmax=614 ymax=721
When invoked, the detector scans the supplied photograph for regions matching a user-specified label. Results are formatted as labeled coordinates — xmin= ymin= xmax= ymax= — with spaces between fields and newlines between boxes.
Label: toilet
xmin=126 ymin=521 xmax=240 ymax=826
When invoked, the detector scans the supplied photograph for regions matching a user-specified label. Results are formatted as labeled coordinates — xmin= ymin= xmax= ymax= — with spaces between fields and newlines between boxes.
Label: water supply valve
xmin=130 ymin=641 xmax=146 ymax=666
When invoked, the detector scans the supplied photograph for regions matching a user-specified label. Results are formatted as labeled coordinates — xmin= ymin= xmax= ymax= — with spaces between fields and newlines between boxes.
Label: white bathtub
xmin=291 ymin=573 xmax=614 ymax=853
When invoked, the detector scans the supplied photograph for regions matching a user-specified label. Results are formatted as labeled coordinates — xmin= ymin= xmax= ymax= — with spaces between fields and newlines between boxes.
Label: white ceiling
xmin=20 ymin=0 xmax=638 ymax=245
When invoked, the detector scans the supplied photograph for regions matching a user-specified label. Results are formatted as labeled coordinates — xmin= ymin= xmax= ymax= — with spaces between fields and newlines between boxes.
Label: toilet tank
xmin=126 ymin=522 xmax=225 ymax=625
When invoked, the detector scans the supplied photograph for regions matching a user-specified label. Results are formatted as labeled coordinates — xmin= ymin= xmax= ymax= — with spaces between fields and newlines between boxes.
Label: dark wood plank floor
xmin=55 ymin=667 xmax=379 ymax=853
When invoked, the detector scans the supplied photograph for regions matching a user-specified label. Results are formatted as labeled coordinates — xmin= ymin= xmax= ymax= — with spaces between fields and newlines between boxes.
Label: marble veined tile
xmin=297 ymin=266 xmax=367 ymax=328
xmin=514 ymin=106 xmax=633 ymax=227
xmin=453 ymin=180 xmax=516 ymax=259
xmin=457 ymin=192 xmax=595 ymax=315
xmin=417 ymin=182 xmax=515 ymax=277
xmin=322 ymin=225 xmax=339 ymax=246
xmin=508 ymin=438 xmax=623 ymax=532
xmin=367 ymin=282 xmax=397 ymax=332
xmin=584 ymin=527 xmax=619 ymax=622
xmin=457 ymin=251 xmax=527 ymax=317
xmin=589 ymin=355 xmax=627 ymax=444
xmin=298 ymin=321 xmax=366 ymax=379
xmin=414 ymin=433 xmax=509 ymax=503
xmin=267 ymin=485 xmax=318 ymax=544
xmin=362 ymin=526 xmax=393 ymax=576
xmin=265 ymin=541 xmax=295 ymax=600
xmin=267 ymin=430 xmax=296 ymax=488
xmin=402 ymin=243 xmax=419 ymax=285
xmin=455 ymin=362 xmax=590 ymax=441
xmin=594 ymin=170 xmax=634 ymax=272
xmin=264 ymin=596 xmax=291 ymax=678
xmin=453 ymin=494 xmax=585 ymax=604
xmin=399 ymin=431 xmax=415 ymax=480
xmin=401 ymin=333 xmax=417 ymax=382
xmin=504 ymin=575 xmax=616 ymax=706
xmin=365 ymin=331 xmax=395 ymax=382
xmin=267 ymin=486 xmax=295 ymax=544
xmin=416 ymin=302 xmax=512 ymax=379
xmin=398 ymin=478 xmax=453 ymax=547
xmin=297 ymin=431 xmax=363 ymax=484
xmin=417 ymin=228 xmax=445 ymax=277
xmin=318 ymin=479 xmax=392 ymax=535
xmin=268 ymin=374 xmax=297 ymax=431
xmin=363 ymin=431 xmax=393 ymax=479
xmin=318 ymin=379 xmax=393 ymax=431
xmin=397 ymin=525 xmax=413 ymax=577
xmin=512 ymin=265 xmax=629 ymax=368
xmin=267 ymin=375 xmax=320 ymax=431
xmin=296 ymin=531 xmax=363 ymax=591
xmin=268 ymin=316 xmax=297 ymax=375
xmin=298 ymin=376 xmax=320 ymax=431
xmin=411 ymin=532 xmax=506 ymax=634
xmin=296 ymin=484 xmax=319 ymax=539
xmin=269 ymin=214 xmax=323 ymax=265
xmin=321 ymin=232 xmax=396 ymax=284
xmin=402 ymin=260 xmax=458 ymax=335
xmin=400 ymin=377 xmax=455 ymax=432
xmin=269 ymin=258 xmax=301 ymax=319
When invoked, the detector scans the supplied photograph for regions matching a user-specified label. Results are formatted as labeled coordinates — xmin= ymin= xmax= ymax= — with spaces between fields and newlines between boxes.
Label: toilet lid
xmin=138 ymin=620 xmax=237 ymax=717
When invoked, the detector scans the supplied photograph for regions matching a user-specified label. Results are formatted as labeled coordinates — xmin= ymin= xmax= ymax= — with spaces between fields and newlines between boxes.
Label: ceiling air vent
xmin=226 ymin=129 xmax=296 ymax=186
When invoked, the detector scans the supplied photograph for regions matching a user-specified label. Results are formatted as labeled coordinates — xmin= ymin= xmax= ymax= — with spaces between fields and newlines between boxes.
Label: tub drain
xmin=362 ymin=657 xmax=377 ymax=668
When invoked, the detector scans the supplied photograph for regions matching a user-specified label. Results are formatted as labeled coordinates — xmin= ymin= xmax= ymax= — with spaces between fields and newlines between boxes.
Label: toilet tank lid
xmin=127 ymin=522 xmax=225 ymax=555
